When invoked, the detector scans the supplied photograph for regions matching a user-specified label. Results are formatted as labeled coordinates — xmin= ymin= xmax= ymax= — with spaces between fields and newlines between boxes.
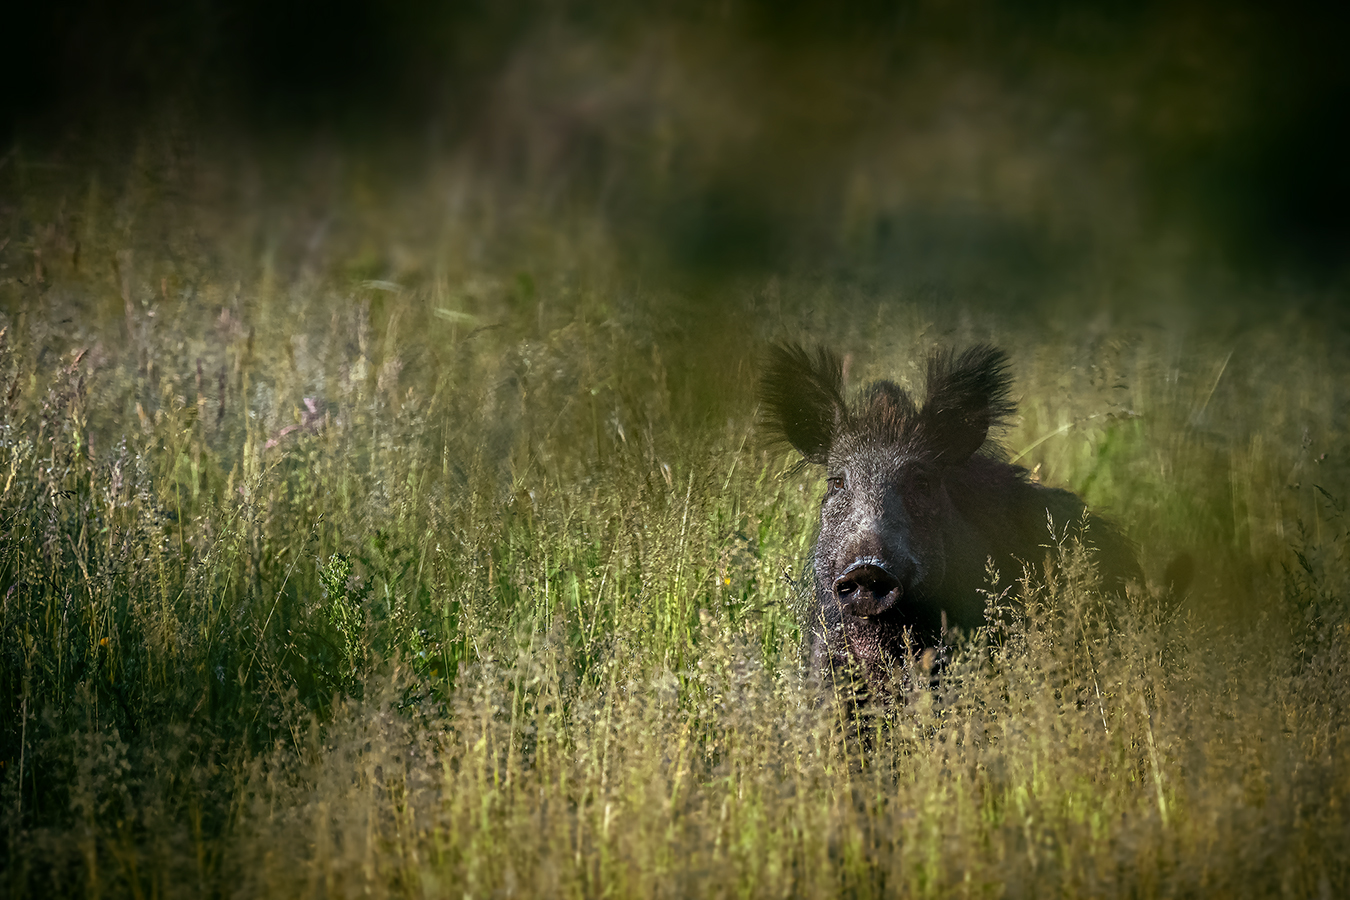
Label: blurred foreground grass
xmin=1 ymin=136 xmax=1348 ymax=897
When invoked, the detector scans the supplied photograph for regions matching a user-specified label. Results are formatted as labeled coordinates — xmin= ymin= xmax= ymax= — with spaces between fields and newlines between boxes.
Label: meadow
xmin=1 ymin=131 xmax=1348 ymax=898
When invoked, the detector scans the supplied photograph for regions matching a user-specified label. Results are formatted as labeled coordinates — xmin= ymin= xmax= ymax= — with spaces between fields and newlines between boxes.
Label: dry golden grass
xmin=1 ymin=133 xmax=1347 ymax=898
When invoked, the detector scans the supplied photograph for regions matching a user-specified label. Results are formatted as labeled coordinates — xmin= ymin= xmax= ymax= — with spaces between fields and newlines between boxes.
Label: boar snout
xmin=834 ymin=560 xmax=904 ymax=618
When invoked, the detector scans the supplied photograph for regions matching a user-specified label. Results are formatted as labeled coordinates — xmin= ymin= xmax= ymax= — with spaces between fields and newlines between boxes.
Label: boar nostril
xmin=833 ymin=563 xmax=903 ymax=617
xmin=835 ymin=563 xmax=901 ymax=596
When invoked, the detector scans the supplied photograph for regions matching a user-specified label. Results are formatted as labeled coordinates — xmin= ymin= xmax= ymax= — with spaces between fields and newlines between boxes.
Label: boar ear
xmin=920 ymin=345 xmax=1014 ymax=463
xmin=760 ymin=343 xmax=845 ymax=465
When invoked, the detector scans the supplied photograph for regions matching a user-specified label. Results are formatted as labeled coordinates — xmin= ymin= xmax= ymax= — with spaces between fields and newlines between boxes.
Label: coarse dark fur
xmin=761 ymin=342 xmax=1143 ymax=703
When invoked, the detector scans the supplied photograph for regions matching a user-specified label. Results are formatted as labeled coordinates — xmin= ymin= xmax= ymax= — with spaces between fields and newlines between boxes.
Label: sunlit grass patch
xmin=1 ymin=138 xmax=1348 ymax=898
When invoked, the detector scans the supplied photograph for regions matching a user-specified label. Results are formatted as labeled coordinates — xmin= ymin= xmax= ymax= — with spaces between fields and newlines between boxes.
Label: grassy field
xmin=1 ymin=133 xmax=1348 ymax=898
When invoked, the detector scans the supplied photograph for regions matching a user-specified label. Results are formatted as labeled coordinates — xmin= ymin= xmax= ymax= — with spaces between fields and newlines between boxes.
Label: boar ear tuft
xmin=760 ymin=343 xmax=845 ymax=465
xmin=921 ymin=345 xmax=1014 ymax=463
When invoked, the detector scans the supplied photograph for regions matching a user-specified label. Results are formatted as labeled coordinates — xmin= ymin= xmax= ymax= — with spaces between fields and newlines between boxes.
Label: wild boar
xmin=761 ymin=343 xmax=1143 ymax=700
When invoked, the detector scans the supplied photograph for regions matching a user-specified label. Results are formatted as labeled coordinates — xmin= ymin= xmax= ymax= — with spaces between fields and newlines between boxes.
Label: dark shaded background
xmin=5 ymin=0 xmax=1348 ymax=280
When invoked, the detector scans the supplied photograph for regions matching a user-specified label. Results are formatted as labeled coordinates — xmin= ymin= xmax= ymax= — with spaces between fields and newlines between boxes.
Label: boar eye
xmin=911 ymin=470 xmax=934 ymax=492
xmin=825 ymin=475 xmax=845 ymax=495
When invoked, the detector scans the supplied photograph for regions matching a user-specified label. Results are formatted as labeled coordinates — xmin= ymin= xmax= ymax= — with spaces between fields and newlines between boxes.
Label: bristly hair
xmin=920 ymin=345 xmax=1016 ymax=462
xmin=850 ymin=380 xmax=921 ymax=446
xmin=759 ymin=342 xmax=846 ymax=465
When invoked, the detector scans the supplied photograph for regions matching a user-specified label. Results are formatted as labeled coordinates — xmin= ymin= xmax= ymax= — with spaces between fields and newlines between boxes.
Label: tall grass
xmin=1 ymin=137 xmax=1348 ymax=897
